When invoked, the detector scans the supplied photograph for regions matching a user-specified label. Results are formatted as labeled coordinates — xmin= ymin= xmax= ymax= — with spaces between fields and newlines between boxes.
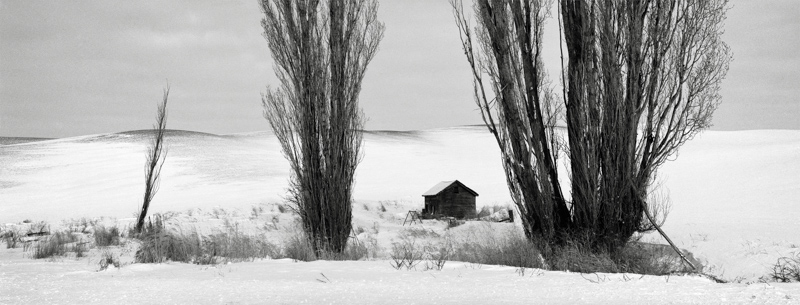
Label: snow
xmin=1 ymin=126 xmax=800 ymax=303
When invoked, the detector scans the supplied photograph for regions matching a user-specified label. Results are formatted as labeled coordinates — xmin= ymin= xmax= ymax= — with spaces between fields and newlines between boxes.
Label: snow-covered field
xmin=1 ymin=126 xmax=799 ymax=303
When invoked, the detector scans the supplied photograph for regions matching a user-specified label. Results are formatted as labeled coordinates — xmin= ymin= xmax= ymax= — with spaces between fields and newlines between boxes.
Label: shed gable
xmin=421 ymin=180 xmax=479 ymax=197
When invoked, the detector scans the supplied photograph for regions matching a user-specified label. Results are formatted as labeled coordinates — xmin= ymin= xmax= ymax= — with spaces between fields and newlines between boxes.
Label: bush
xmin=199 ymin=230 xmax=279 ymax=264
xmin=390 ymin=237 xmax=423 ymax=270
xmin=282 ymin=229 xmax=375 ymax=262
xmin=134 ymin=217 xmax=279 ymax=265
xmin=2 ymin=229 xmax=21 ymax=249
xmin=448 ymin=228 xmax=543 ymax=269
xmin=28 ymin=232 xmax=78 ymax=259
xmin=94 ymin=225 xmax=121 ymax=247
xmin=63 ymin=217 xmax=100 ymax=234
xmin=399 ymin=227 xmax=440 ymax=239
xmin=134 ymin=230 xmax=200 ymax=264
xmin=98 ymin=250 xmax=120 ymax=271
xmin=770 ymin=252 xmax=800 ymax=282
xmin=540 ymin=235 xmax=685 ymax=275
xmin=281 ymin=231 xmax=316 ymax=262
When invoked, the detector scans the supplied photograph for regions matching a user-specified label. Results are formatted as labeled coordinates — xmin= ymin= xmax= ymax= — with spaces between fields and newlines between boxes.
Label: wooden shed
xmin=421 ymin=180 xmax=478 ymax=219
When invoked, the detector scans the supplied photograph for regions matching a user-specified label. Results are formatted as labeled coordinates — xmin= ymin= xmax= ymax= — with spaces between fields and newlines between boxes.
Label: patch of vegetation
xmin=250 ymin=205 xmax=265 ymax=219
xmin=399 ymin=227 xmax=440 ymax=239
xmin=2 ymin=229 xmax=21 ymax=249
xmin=448 ymin=229 xmax=543 ymax=269
xmin=390 ymin=237 xmax=423 ymax=270
xmin=539 ymin=235 xmax=686 ymax=275
xmin=133 ymin=215 xmax=280 ymax=265
xmin=94 ymin=225 xmax=121 ymax=247
xmin=770 ymin=252 xmax=800 ymax=282
xmin=62 ymin=217 xmax=100 ymax=234
xmin=27 ymin=231 xmax=80 ymax=259
xmin=391 ymin=223 xmax=684 ymax=275
xmin=281 ymin=229 xmax=378 ymax=262
xmin=98 ymin=250 xmax=120 ymax=271
xmin=198 ymin=229 xmax=280 ymax=264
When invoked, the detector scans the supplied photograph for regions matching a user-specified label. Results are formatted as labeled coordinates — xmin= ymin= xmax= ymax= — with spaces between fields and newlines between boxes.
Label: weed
xmin=448 ymin=227 xmax=544 ymax=269
xmin=541 ymin=237 xmax=685 ymax=275
xmin=355 ymin=226 xmax=366 ymax=235
xmin=98 ymin=250 xmax=120 ymax=271
xmin=134 ymin=230 xmax=201 ymax=264
xmin=423 ymin=240 xmax=451 ymax=271
xmin=211 ymin=207 xmax=226 ymax=219
xmin=251 ymin=205 xmax=264 ymax=219
xmin=2 ymin=229 xmax=21 ymax=249
xmin=390 ymin=237 xmax=423 ymax=270
xmin=399 ymin=227 xmax=440 ymax=239
xmin=28 ymin=231 xmax=79 ymax=259
xmin=276 ymin=204 xmax=288 ymax=214
xmin=316 ymin=273 xmax=332 ymax=283
xmin=73 ymin=242 xmax=88 ymax=258
xmin=281 ymin=230 xmax=316 ymax=262
xmin=62 ymin=218 xmax=100 ymax=234
xmin=26 ymin=221 xmax=50 ymax=236
xmin=199 ymin=229 xmax=280 ymax=264
xmin=94 ymin=225 xmax=121 ymax=247
xmin=770 ymin=252 xmax=800 ymax=282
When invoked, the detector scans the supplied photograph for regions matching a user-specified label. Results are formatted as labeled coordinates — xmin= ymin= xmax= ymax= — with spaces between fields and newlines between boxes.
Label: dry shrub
xmin=94 ymin=225 xmax=121 ymax=247
xmin=28 ymin=231 xmax=79 ymax=259
xmin=541 ymin=235 xmax=687 ymax=275
xmin=135 ymin=223 xmax=279 ymax=265
xmin=282 ymin=229 xmax=378 ymax=262
xmin=199 ymin=229 xmax=280 ymax=264
xmin=770 ymin=252 xmax=800 ymax=282
xmin=98 ymin=250 xmax=120 ymax=271
xmin=390 ymin=237 xmax=424 ymax=270
xmin=399 ymin=227 xmax=440 ymax=239
xmin=448 ymin=225 xmax=543 ymax=269
xmin=134 ymin=230 xmax=200 ymax=264
xmin=2 ymin=229 xmax=21 ymax=249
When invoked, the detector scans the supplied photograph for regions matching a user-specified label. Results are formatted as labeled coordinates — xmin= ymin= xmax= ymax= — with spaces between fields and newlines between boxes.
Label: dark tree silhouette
xmin=260 ymin=0 xmax=384 ymax=256
xmin=136 ymin=86 xmax=169 ymax=233
xmin=452 ymin=0 xmax=730 ymax=255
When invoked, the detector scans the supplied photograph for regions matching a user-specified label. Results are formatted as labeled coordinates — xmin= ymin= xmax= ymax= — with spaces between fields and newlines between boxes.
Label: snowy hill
xmin=1 ymin=126 xmax=799 ymax=302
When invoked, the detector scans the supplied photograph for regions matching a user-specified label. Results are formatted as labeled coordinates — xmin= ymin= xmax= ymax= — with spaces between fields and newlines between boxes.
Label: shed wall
xmin=423 ymin=184 xmax=476 ymax=219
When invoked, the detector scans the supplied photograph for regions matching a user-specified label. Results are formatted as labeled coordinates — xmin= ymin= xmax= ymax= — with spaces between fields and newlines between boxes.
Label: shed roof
xmin=422 ymin=180 xmax=479 ymax=197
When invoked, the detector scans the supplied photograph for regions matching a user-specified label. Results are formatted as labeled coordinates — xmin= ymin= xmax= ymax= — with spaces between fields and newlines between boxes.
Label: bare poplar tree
xmin=560 ymin=0 xmax=731 ymax=250
xmin=452 ymin=0 xmax=570 ymax=245
xmin=260 ymin=0 xmax=384 ymax=255
xmin=453 ymin=0 xmax=730 ymax=254
xmin=136 ymin=86 xmax=170 ymax=233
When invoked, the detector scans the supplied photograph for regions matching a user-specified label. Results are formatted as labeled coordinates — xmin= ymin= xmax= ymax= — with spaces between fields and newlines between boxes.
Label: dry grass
xmin=281 ymin=228 xmax=379 ymax=262
xmin=94 ymin=225 xmax=121 ymax=247
xmin=770 ymin=252 xmax=800 ymax=282
xmin=26 ymin=231 xmax=81 ymax=259
xmin=134 ymin=214 xmax=281 ymax=265
xmin=448 ymin=226 xmax=543 ymax=269
xmin=389 ymin=223 xmax=687 ymax=275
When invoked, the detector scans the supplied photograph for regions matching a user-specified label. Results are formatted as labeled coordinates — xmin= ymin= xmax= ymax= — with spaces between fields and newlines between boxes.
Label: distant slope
xmin=1 ymin=127 xmax=799 ymax=280
xmin=0 ymin=137 xmax=54 ymax=145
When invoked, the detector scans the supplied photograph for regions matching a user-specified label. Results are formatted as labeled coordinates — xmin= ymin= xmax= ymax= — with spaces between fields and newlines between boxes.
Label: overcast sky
xmin=1 ymin=0 xmax=798 ymax=138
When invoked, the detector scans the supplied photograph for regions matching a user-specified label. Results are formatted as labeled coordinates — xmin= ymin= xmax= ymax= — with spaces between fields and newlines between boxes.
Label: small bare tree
xmin=135 ymin=86 xmax=169 ymax=233
xmin=260 ymin=0 xmax=384 ymax=255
